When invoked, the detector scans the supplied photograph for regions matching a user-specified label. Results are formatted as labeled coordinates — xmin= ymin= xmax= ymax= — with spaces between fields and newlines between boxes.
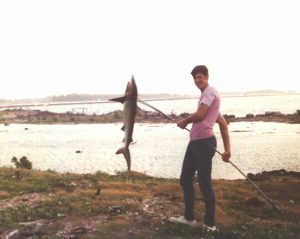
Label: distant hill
xmin=243 ymin=90 xmax=298 ymax=96
xmin=0 ymin=91 xmax=298 ymax=105
xmin=0 ymin=93 xmax=195 ymax=105
xmin=221 ymin=90 xmax=298 ymax=97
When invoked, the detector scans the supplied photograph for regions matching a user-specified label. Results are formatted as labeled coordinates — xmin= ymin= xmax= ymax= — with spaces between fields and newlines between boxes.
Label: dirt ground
xmin=0 ymin=169 xmax=299 ymax=239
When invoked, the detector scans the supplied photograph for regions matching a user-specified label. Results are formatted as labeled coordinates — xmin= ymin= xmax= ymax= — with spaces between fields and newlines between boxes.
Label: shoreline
xmin=1 ymin=166 xmax=299 ymax=179
xmin=1 ymin=93 xmax=299 ymax=108
xmin=1 ymin=108 xmax=299 ymax=125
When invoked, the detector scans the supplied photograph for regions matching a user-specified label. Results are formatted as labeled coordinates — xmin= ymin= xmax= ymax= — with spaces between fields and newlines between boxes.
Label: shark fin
xmin=109 ymin=96 xmax=127 ymax=104
xmin=116 ymin=147 xmax=131 ymax=171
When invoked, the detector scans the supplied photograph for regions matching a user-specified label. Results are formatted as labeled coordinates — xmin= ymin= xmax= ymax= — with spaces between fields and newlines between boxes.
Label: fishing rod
xmin=137 ymin=98 xmax=282 ymax=213
xmin=137 ymin=99 xmax=190 ymax=132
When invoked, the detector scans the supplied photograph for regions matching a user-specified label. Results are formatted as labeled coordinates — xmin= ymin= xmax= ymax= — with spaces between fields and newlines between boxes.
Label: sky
xmin=0 ymin=0 xmax=300 ymax=99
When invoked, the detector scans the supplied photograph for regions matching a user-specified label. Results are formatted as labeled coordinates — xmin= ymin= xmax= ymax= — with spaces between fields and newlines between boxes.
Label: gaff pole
xmin=137 ymin=98 xmax=281 ymax=213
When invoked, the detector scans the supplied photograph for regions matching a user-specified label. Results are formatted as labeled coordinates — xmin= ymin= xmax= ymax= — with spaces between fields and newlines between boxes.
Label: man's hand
xmin=222 ymin=150 xmax=231 ymax=162
xmin=177 ymin=119 xmax=188 ymax=129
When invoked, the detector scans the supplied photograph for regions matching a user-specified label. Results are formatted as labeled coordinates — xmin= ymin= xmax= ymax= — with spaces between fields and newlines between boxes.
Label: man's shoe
xmin=202 ymin=224 xmax=217 ymax=232
xmin=169 ymin=216 xmax=198 ymax=227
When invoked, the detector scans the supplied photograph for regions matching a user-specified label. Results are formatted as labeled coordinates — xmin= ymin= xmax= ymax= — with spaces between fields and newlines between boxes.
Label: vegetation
xmin=0 ymin=167 xmax=299 ymax=238
xmin=11 ymin=156 xmax=32 ymax=170
xmin=293 ymin=110 xmax=300 ymax=123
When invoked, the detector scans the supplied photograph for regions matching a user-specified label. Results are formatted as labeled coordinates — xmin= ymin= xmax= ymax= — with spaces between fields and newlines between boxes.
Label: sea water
xmin=0 ymin=122 xmax=299 ymax=179
xmin=6 ymin=94 xmax=300 ymax=117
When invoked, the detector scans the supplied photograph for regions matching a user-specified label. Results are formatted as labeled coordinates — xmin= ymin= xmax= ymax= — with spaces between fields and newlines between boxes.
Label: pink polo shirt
xmin=190 ymin=86 xmax=220 ymax=141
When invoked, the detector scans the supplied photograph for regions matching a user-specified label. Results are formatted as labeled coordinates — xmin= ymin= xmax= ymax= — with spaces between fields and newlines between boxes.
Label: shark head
xmin=125 ymin=75 xmax=138 ymax=99
xmin=109 ymin=75 xmax=138 ymax=103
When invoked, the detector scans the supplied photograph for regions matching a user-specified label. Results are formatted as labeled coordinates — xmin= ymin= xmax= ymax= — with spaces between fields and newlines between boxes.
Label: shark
xmin=109 ymin=76 xmax=138 ymax=171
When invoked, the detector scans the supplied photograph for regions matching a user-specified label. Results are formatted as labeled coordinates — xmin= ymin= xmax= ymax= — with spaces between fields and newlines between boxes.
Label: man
xmin=169 ymin=65 xmax=231 ymax=231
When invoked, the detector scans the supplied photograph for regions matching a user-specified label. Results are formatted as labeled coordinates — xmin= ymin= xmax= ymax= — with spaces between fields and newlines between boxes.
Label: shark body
xmin=109 ymin=76 xmax=138 ymax=171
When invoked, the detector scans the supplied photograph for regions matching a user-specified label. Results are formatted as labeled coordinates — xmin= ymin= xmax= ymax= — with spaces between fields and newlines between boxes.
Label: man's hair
xmin=191 ymin=65 xmax=209 ymax=77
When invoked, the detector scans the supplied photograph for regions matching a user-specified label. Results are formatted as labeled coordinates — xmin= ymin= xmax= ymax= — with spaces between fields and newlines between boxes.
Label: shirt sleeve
xmin=200 ymin=89 xmax=216 ymax=107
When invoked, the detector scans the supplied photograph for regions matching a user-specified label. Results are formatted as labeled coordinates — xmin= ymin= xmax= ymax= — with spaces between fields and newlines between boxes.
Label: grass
xmin=0 ymin=167 xmax=299 ymax=238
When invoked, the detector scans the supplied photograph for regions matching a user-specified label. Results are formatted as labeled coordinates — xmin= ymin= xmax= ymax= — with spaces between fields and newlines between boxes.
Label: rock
xmin=247 ymin=173 xmax=271 ymax=181
xmin=18 ymin=220 xmax=48 ymax=237
xmin=245 ymin=197 xmax=266 ymax=207
xmin=109 ymin=205 xmax=122 ymax=214
xmin=265 ymin=111 xmax=282 ymax=116
xmin=246 ymin=114 xmax=254 ymax=118
xmin=224 ymin=114 xmax=236 ymax=120
xmin=71 ymin=227 xmax=89 ymax=235
xmin=5 ymin=230 xmax=21 ymax=239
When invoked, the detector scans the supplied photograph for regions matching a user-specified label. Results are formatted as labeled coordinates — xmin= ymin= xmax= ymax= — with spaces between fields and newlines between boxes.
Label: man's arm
xmin=216 ymin=114 xmax=231 ymax=162
xmin=177 ymin=104 xmax=209 ymax=129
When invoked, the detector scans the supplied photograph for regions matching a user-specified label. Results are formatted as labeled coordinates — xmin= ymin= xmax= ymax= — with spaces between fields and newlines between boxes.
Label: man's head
xmin=191 ymin=65 xmax=209 ymax=91
xmin=191 ymin=65 xmax=208 ymax=77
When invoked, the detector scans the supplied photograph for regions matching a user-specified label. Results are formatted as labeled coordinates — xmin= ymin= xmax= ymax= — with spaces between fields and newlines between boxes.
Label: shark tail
xmin=116 ymin=147 xmax=131 ymax=171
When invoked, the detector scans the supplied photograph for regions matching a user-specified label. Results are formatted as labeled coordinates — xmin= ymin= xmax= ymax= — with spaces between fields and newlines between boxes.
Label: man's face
xmin=193 ymin=73 xmax=208 ymax=90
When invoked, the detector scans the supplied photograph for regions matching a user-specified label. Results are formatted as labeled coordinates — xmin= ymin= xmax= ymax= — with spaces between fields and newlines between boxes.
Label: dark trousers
xmin=180 ymin=136 xmax=217 ymax=226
